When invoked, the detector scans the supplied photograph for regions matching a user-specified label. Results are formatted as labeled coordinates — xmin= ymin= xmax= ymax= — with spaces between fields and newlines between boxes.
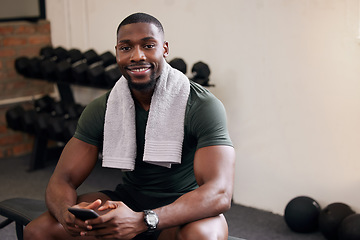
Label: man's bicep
xmin=52 ymin=137 xmax=99 ymax=188
xmin=193 ymin=145 xmax=235 ymax=187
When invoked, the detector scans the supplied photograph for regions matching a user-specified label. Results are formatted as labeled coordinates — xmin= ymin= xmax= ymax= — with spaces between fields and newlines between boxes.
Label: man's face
xmin=115 ymin=22 xmax=169 ymax=91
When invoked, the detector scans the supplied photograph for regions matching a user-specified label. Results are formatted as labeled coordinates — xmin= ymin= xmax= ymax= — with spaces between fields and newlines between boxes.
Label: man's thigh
xmin=24 ymin=192 xmax=111 ymax=240
xmin=158 ymin=214 xmax=228 ymax=240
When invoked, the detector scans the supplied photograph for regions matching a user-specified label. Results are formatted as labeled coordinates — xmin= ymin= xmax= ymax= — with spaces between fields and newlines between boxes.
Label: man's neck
xmin=131 ymin=88 xmax=154 ymax=111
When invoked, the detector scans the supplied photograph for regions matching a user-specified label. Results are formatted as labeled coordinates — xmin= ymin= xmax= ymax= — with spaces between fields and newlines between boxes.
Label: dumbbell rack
xmin=10 ymin=46 xmax=119 ymax=171
xmin=29 ymin=82 xmax=76 ymax=171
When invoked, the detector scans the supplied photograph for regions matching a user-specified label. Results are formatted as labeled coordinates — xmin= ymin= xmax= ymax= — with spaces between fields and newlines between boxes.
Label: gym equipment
xmin=11 ymin=47 xmax=119 ymax=170
xmin=5 ymin=105 xmax=26 ymax=131
xmin=14 ymin=45 xmax=55 ymax=78
xmin=55 ymin=48 xmax=85 ymax=83
xmin=37 ymin=47 xmax=69 ymax=80
xmin=191 ymin=61 xmax=213 ymax=86
xmin=284 ymin=196 xmax=321 ymax=233
xmin=46 ymin=103 xmax=84 ymax=142
xmin=169 ymin=58 xmax=187 ymax=74
xmin=71 ymin=49 xmax=103 ymax=85
xmin=338 ymin=214 xmax=360 ymax=240
xmin=0 ymin=198 xmax=47 ymax=240
xmin=34 ymin=95 xmax=55 ymax=113
xmin=0 ymin=197 xmax=245 ymax=240
xmin=104 ymin=64 xmax=122 ymax=87
xmin=87 ymin=51 xmax=117 ymax=87
xmin=40 ymin=46 xmax=70 ymax=81
xmin=20 ymin=109 xmax=37 ymax=134
xmin=319 ymin=203 xmax=355 ymax=240
xmin=14 ymin=57 xmax=30 ymax=76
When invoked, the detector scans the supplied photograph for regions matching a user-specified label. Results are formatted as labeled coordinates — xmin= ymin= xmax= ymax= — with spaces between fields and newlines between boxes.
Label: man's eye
xmin=144 ymin=44 xmax=155 ymax=49
xmin=120 ymin=46 xmax=131 ymax=51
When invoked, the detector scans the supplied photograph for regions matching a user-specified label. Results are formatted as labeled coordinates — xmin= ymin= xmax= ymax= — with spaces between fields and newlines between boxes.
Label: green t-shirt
xmin=74 ymin=81 xmax=232 ymax=198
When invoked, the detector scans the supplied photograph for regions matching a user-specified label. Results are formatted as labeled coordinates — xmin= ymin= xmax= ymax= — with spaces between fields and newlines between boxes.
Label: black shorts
xmin=101 ymin=184 xmax=180 ymax=240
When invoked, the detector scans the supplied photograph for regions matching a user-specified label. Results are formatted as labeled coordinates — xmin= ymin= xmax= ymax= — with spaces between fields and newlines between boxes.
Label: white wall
xmin=46 ymin=0 xmax=360 ymax=215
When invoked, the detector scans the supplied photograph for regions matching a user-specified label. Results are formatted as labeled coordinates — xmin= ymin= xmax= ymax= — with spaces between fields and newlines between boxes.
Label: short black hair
xmin=116 ymin=12 xmax=164 ymax=36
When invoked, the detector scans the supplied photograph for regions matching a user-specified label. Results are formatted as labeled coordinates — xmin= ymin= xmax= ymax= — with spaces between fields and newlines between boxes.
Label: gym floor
xmin=0 ymin=152 xmax=326 ymax=240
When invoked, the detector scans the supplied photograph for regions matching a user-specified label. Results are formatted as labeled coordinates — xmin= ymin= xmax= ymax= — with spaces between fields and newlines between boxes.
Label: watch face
xmin=147 ymin=214 xmax=158 ymax=225
xmin=145 ymin=211 xmax=159 ymax=229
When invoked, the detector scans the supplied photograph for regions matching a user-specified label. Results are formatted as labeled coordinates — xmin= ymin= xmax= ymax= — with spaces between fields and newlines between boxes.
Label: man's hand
xmin=59 ymin=199 xmax=102 ymax=237
xmin=79 ymin=201 xmax=147 ymax=239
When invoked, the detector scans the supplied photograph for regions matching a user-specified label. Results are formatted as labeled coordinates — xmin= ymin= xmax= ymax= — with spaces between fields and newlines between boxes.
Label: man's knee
xmin=177 ymin=215 xmax=228 ymax=240
xmin=24 ymin=217 xmax=46 ymax=240
xmin=24 ymin=212 xmax=61 ymax=240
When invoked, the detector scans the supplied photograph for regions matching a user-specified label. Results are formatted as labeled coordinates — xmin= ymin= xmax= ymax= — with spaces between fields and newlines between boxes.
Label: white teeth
xmin=132 ymin=68 xmax=148 ymax=72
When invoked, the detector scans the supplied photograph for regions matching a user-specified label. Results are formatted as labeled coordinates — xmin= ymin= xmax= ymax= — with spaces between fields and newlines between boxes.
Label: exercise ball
xmin=338 ymin=214 xmax=360 ymax=240
xmin=319 ymin=203 xmax=355 ymax=240
xmin=284 ymin=196 xmax=321 ymax=233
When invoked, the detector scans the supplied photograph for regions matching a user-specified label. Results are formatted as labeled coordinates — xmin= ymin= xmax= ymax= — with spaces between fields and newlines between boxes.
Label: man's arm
xmin=155 ymin=145 xmax=235 ymax=228
xmin=45 ymin=137 xmax=99 ymax=230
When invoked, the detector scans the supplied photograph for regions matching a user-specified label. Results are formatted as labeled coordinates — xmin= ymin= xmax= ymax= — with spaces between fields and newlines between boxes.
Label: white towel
xmin=102 ymin=61 xmax=190 ymax=171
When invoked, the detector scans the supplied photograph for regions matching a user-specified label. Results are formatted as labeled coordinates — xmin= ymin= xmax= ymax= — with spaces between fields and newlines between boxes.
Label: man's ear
xmin=163 ymin=41 xmax=169 ymax=58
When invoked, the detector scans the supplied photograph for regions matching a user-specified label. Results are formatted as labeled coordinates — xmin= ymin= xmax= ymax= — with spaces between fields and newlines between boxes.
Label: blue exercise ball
xmin=284 ymin=196 xmax=321 ymax=233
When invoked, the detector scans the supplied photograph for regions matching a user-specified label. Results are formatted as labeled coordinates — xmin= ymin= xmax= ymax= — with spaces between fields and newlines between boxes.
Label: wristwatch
xmin=143 ymin=210 xmax=159 ymax=232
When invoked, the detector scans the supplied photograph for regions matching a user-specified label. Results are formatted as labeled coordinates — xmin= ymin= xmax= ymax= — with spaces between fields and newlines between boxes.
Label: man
xmin=24 ymin=12 xmax=235 ymax=240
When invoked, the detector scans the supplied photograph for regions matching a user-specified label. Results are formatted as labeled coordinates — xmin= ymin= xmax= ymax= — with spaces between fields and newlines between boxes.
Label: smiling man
xmin=24 ymin=13 xmax=235 ymax=240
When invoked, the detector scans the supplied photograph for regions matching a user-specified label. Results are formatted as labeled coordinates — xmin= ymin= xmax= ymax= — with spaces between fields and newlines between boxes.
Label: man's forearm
xmin=45 ymin=177 xmax=78 ymax=221
xmin=154 ymin=182 xmax=232 ymax=230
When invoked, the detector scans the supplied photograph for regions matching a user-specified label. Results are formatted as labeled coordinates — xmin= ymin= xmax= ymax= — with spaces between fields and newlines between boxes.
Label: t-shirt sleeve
xmin=73 ymin=92 xmax=109 ymax=147
xmin=188 ymin=90 xmax=233 ymax=150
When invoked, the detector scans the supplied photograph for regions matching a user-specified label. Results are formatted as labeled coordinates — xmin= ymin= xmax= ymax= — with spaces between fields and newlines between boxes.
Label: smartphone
xmin=68 ymin=207 xmax=99 ymax=221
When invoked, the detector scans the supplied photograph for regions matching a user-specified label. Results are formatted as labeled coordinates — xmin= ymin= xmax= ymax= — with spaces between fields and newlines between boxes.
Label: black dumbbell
xmin=169 ymin=58 xmax=187 ymax=74
xmin=5 ymin=105 xmax=26 ymax=131
xmin=191 ymin=61 xmax=213 ymax=87
xmin=14 ymin=57 xmax=30 ymax=76
xmin=20 ymin=109 xmax=38 ymax=134
xmin=34 ymin=95 xmax=55 ymax=113
xmin=26 ymin=57 xmax=43 ymax=79
xmin=46 ymin=102 xmax=83 ymax=141
xmin=64 ymin=103 xmax=84 ymax=119
xmin=55 ymin=48 xmax=85 ymax=83
xmin=33 ymin=112 xmax=52 ymax=134
xmin=71 ymin=49 xmax=101 ymax=85
xmin=104 ymin=64 xmax=122 ymax=87
xmin=14 ymin=46 xmax=54 ymax=78
xmin=87 ymin=51 xmax=117 ymax=87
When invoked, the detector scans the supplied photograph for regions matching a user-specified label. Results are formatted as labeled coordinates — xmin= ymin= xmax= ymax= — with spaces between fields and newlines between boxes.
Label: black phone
xmin=68 ymin=207 xmax=99 ymax=221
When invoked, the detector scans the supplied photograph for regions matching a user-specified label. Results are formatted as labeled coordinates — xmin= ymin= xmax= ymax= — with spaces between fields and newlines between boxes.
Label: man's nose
xmin=131 ymin=46 xmax=145 ymax=62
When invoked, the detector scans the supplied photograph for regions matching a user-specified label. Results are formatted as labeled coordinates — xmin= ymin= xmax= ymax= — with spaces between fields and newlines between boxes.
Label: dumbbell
xmin=54 ymin=49 xmax=84 ymax=83
xmin=5 ymin=105 xmax=26 ymax=131
xmin=46 ymin=103 xmax=84 ymax=141
xmin=72 ymin=49 xmax=101 ymax=84
xmin=191 ymin=61 xmax=211 ymax=86
xmin=46 ymin=116 xmax=78 ymax=142
xmin=104 ymin=64 xmax=122 ymax=87
xmin=14 ymin=46 xmax=63 ymax=79
xmin=19 ymin=95 xmax=55 ymax=134
xmin=14 ymin=46 xmax=55 ymax=78
xmin=169 ymin=58 xmax=187 ymax=74
xmin=20 ymin=109 xmax=38 ymax=134
xmin=87 ymin=51 xmax=117 ymax=87
xmin=34 ymin=95 xmax=55 ymax=113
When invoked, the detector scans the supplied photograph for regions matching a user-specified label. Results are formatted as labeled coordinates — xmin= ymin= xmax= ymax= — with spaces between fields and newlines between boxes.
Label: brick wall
xmin=0 ymin=20 xmax=55 ymax=159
